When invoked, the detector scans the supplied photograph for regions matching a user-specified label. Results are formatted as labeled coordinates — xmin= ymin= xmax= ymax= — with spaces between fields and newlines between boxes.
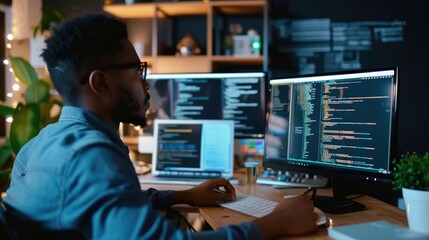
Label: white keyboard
xmin=218 ymin=194 xmax=278 ymax=218
xmin=219 ymin=195 xmax=330 ymax=226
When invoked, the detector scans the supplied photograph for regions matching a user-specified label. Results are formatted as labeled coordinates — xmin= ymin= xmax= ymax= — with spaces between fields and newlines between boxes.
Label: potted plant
xmin=0 ymin=56 xmax=63 ymax=193
xmin=392 ymin=152 xmax=429 ymax=234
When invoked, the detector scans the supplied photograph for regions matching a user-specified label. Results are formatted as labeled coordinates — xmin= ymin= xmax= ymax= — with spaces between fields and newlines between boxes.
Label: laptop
xmin=139 ymin=119 xmax=237 ymax=185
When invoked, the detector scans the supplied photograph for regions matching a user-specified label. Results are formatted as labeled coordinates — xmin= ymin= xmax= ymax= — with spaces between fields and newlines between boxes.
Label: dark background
xmin=268 ymin=0 xmax=429 ymax=159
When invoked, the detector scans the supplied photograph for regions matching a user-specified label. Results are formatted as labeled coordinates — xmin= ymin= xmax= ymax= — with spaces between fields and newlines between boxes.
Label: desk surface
xmin=140 ymin=176 xmax=407 ymax=239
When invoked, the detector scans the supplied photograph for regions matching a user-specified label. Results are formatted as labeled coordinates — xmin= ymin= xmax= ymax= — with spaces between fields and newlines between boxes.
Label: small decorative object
xmin=232 ymin=28 xmax=261 ymax=57
xmin=223 ymin=35 xmax=233 ymax=55
xmin=175 ymin=34 xmax=201 ymax=57
xmin=392 ymin=152 xmax=429 ymax=234
xmin=229 ymin=23 xmax=243 ymax=35
xmin=222 ymin=23 xmax=242 ymax=56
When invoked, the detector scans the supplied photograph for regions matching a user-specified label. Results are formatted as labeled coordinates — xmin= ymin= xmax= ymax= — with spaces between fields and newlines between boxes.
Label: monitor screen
xmin=264 ymin=68 xmax=399 ymax=213
xmin=145 ymin=72 xmax=267 ymax=139
xmin=152 ymin=119 xmax=235 ymax=179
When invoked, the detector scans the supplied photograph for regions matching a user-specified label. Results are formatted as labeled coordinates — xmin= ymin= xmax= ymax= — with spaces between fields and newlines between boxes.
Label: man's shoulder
xmin=20 ymin=122 xmax=117 ymax=162
xmin=43 ymin=120 xmax=111 ymax=142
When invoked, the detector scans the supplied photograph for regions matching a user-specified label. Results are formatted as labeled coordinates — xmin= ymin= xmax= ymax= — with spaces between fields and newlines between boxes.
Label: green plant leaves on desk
xmin=392 ymin=152 xmax=429 ymax=191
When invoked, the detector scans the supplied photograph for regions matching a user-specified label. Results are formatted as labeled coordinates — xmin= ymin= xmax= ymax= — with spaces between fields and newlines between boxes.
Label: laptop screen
xmin=152 ymin=119 xmax=235 ymax=179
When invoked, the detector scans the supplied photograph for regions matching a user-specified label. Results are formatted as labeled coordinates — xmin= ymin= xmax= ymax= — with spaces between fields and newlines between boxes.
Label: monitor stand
xmin=313 ymin=196 xmax=365 ymax=214
xmin=313 ymin=177 xmax=366 ymax=214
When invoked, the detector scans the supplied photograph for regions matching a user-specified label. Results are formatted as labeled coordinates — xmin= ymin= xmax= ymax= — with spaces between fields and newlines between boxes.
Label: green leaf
xmin=0 ymin=168 xmax=12 ymax=192
xmin=40 ymin=74 xmax=54 ymax=89
xmin=10 ymin=103 xmax=41 ymax=154
xmin=0 ymin=103 xmax=15 ymax=116
xmin=33 ymin=26 xmax=40 ymax=38
xmin=392 ymin=152 xmax=429 ymax=191
xmin=0 ymin=142 xmax=13 ymax=168
xmin=9 ymin=55 xmax=39 ymax=86
xmin=25 ymin=81 xmax=50 ymax=104
xmin=33 ymin=7 xmax=64 ymax=37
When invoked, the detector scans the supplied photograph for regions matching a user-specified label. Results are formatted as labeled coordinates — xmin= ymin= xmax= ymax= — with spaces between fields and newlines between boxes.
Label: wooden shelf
xmin=104 ymin=1 xmax=264 ymax=18
xmin=140 ymin=56 xmax=153 ymax=66
xmin=104 ymin=3 xmax=155 ymax=19
xmin=212 ymin=1 xmax=265 ymax=15
xmin=152 ymin=56 xmax=211 ymax=73
xmin=104 ymin=0 xmax=267 ymax=73
xmin=104 ymin=2 xmax=210 ymax=19
xmin=157 ymin=2 xmax=209 ymax=17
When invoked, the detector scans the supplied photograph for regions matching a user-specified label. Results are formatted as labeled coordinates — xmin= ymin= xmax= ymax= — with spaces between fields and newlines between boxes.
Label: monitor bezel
xmin=263 ymin=67 xmax=400 ymax=184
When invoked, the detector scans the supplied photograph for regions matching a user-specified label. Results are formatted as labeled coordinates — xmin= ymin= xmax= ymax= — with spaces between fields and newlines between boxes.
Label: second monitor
xmin=145 ymin=72 xmax=267 ymax=139
xmin=264 ymin=68 xmax=399 ymax=213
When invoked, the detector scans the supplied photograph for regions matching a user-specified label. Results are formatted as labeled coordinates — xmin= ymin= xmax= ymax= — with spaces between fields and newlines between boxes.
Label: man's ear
xmin=88 ymin=70 xmax=110 ymax=96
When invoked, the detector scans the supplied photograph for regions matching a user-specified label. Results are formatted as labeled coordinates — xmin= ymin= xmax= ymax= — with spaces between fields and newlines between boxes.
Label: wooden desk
xmin=140 ymin=179 xmax=407 ymax=239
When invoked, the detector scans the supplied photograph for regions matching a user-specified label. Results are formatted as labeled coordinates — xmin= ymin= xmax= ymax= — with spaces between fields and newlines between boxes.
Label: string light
xmin=5 ymin=30 xmax=18 ymax=125
xmin=12 ymin=83 xmax=20 ymax=91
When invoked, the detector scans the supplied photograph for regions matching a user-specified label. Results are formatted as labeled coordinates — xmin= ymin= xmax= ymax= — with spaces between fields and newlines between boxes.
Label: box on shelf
xmin=233 ymin=34 xmax=261 ymax=57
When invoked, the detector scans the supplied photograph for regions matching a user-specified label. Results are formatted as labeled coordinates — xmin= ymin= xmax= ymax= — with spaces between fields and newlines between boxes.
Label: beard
xmin=112 ymin=89 xmax=150 ymax=128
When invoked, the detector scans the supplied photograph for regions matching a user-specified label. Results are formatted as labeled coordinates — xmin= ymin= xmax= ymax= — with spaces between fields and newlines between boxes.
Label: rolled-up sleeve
xmin=144 ymin=188 xmax=175 ymax=210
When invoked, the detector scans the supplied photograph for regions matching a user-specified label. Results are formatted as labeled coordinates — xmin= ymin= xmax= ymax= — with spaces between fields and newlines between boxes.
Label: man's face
xmin=108 ymin=40 xmax=151 ymax=128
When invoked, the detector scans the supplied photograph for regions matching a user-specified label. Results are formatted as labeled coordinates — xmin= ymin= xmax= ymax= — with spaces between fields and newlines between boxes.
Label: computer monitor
xmin=264 ymin=68 xmax=399 ymax=214
xmin=145 ymin=72 xmax=267 ymax=139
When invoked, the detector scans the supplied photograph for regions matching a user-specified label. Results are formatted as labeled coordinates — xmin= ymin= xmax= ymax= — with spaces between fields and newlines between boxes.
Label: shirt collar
xmin=59 ymin=106 xmax=125 ymax=147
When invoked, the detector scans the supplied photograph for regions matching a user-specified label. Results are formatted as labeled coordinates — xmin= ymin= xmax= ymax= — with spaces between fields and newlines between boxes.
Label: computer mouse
xmin=314 ymin=207 xmax=329 ymax=227
xmin=282 ymin=194 xmax=299 ymax=199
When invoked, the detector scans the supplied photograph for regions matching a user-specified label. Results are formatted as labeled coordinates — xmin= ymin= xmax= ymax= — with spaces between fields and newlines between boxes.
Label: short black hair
xmin=41 ymin=13 xmax=128 ymax=105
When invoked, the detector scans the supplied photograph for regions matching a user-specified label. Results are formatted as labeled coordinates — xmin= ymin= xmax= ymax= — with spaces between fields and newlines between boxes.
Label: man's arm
xmin=173 ymin=178 xmax=236 ymax=206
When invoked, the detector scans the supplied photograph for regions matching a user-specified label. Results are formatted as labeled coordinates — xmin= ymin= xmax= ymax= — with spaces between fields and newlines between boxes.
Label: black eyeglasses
xmin=80 ymin=61 xmax=148 ymax=84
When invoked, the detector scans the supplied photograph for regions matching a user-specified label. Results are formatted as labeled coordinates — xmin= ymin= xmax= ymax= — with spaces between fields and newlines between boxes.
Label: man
xmin=4 ymin=13 xmax=318 ymax=239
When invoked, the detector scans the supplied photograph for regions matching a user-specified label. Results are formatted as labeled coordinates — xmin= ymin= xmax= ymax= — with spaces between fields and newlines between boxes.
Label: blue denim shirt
xmin=4 ymin=106 xmax=263 ymax=239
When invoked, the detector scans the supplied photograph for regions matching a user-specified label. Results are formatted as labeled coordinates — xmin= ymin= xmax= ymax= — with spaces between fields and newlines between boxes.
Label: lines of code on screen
xmin=267 ymin=74 xmax=394 ymax=174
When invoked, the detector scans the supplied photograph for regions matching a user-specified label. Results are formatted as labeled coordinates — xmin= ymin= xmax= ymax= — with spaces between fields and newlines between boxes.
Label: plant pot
xmin=402 ymin=188 xmax=429 ymax=234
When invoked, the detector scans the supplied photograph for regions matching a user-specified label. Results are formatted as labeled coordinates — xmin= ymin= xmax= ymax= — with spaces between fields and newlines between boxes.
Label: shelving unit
xmin=103 ymin=0 xmax=268 ymax=73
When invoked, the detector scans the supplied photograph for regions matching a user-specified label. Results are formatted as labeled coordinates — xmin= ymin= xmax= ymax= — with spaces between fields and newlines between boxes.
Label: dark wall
xmin=42 ymin=0 xmax=103 ymax=18
xmin=269 ymin=0 xmax=429 ymax=158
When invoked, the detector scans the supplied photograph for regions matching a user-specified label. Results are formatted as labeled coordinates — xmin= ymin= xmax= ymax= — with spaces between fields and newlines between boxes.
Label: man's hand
xmin=253 ymin=194 xmax=318 ymax=239
xmin=173 ymin=178 xmax=236 ymax=206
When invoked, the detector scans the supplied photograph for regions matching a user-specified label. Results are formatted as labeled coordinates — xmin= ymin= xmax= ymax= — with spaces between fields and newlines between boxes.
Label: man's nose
xmin=143 ymin=80 xmax=150 ymax=91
